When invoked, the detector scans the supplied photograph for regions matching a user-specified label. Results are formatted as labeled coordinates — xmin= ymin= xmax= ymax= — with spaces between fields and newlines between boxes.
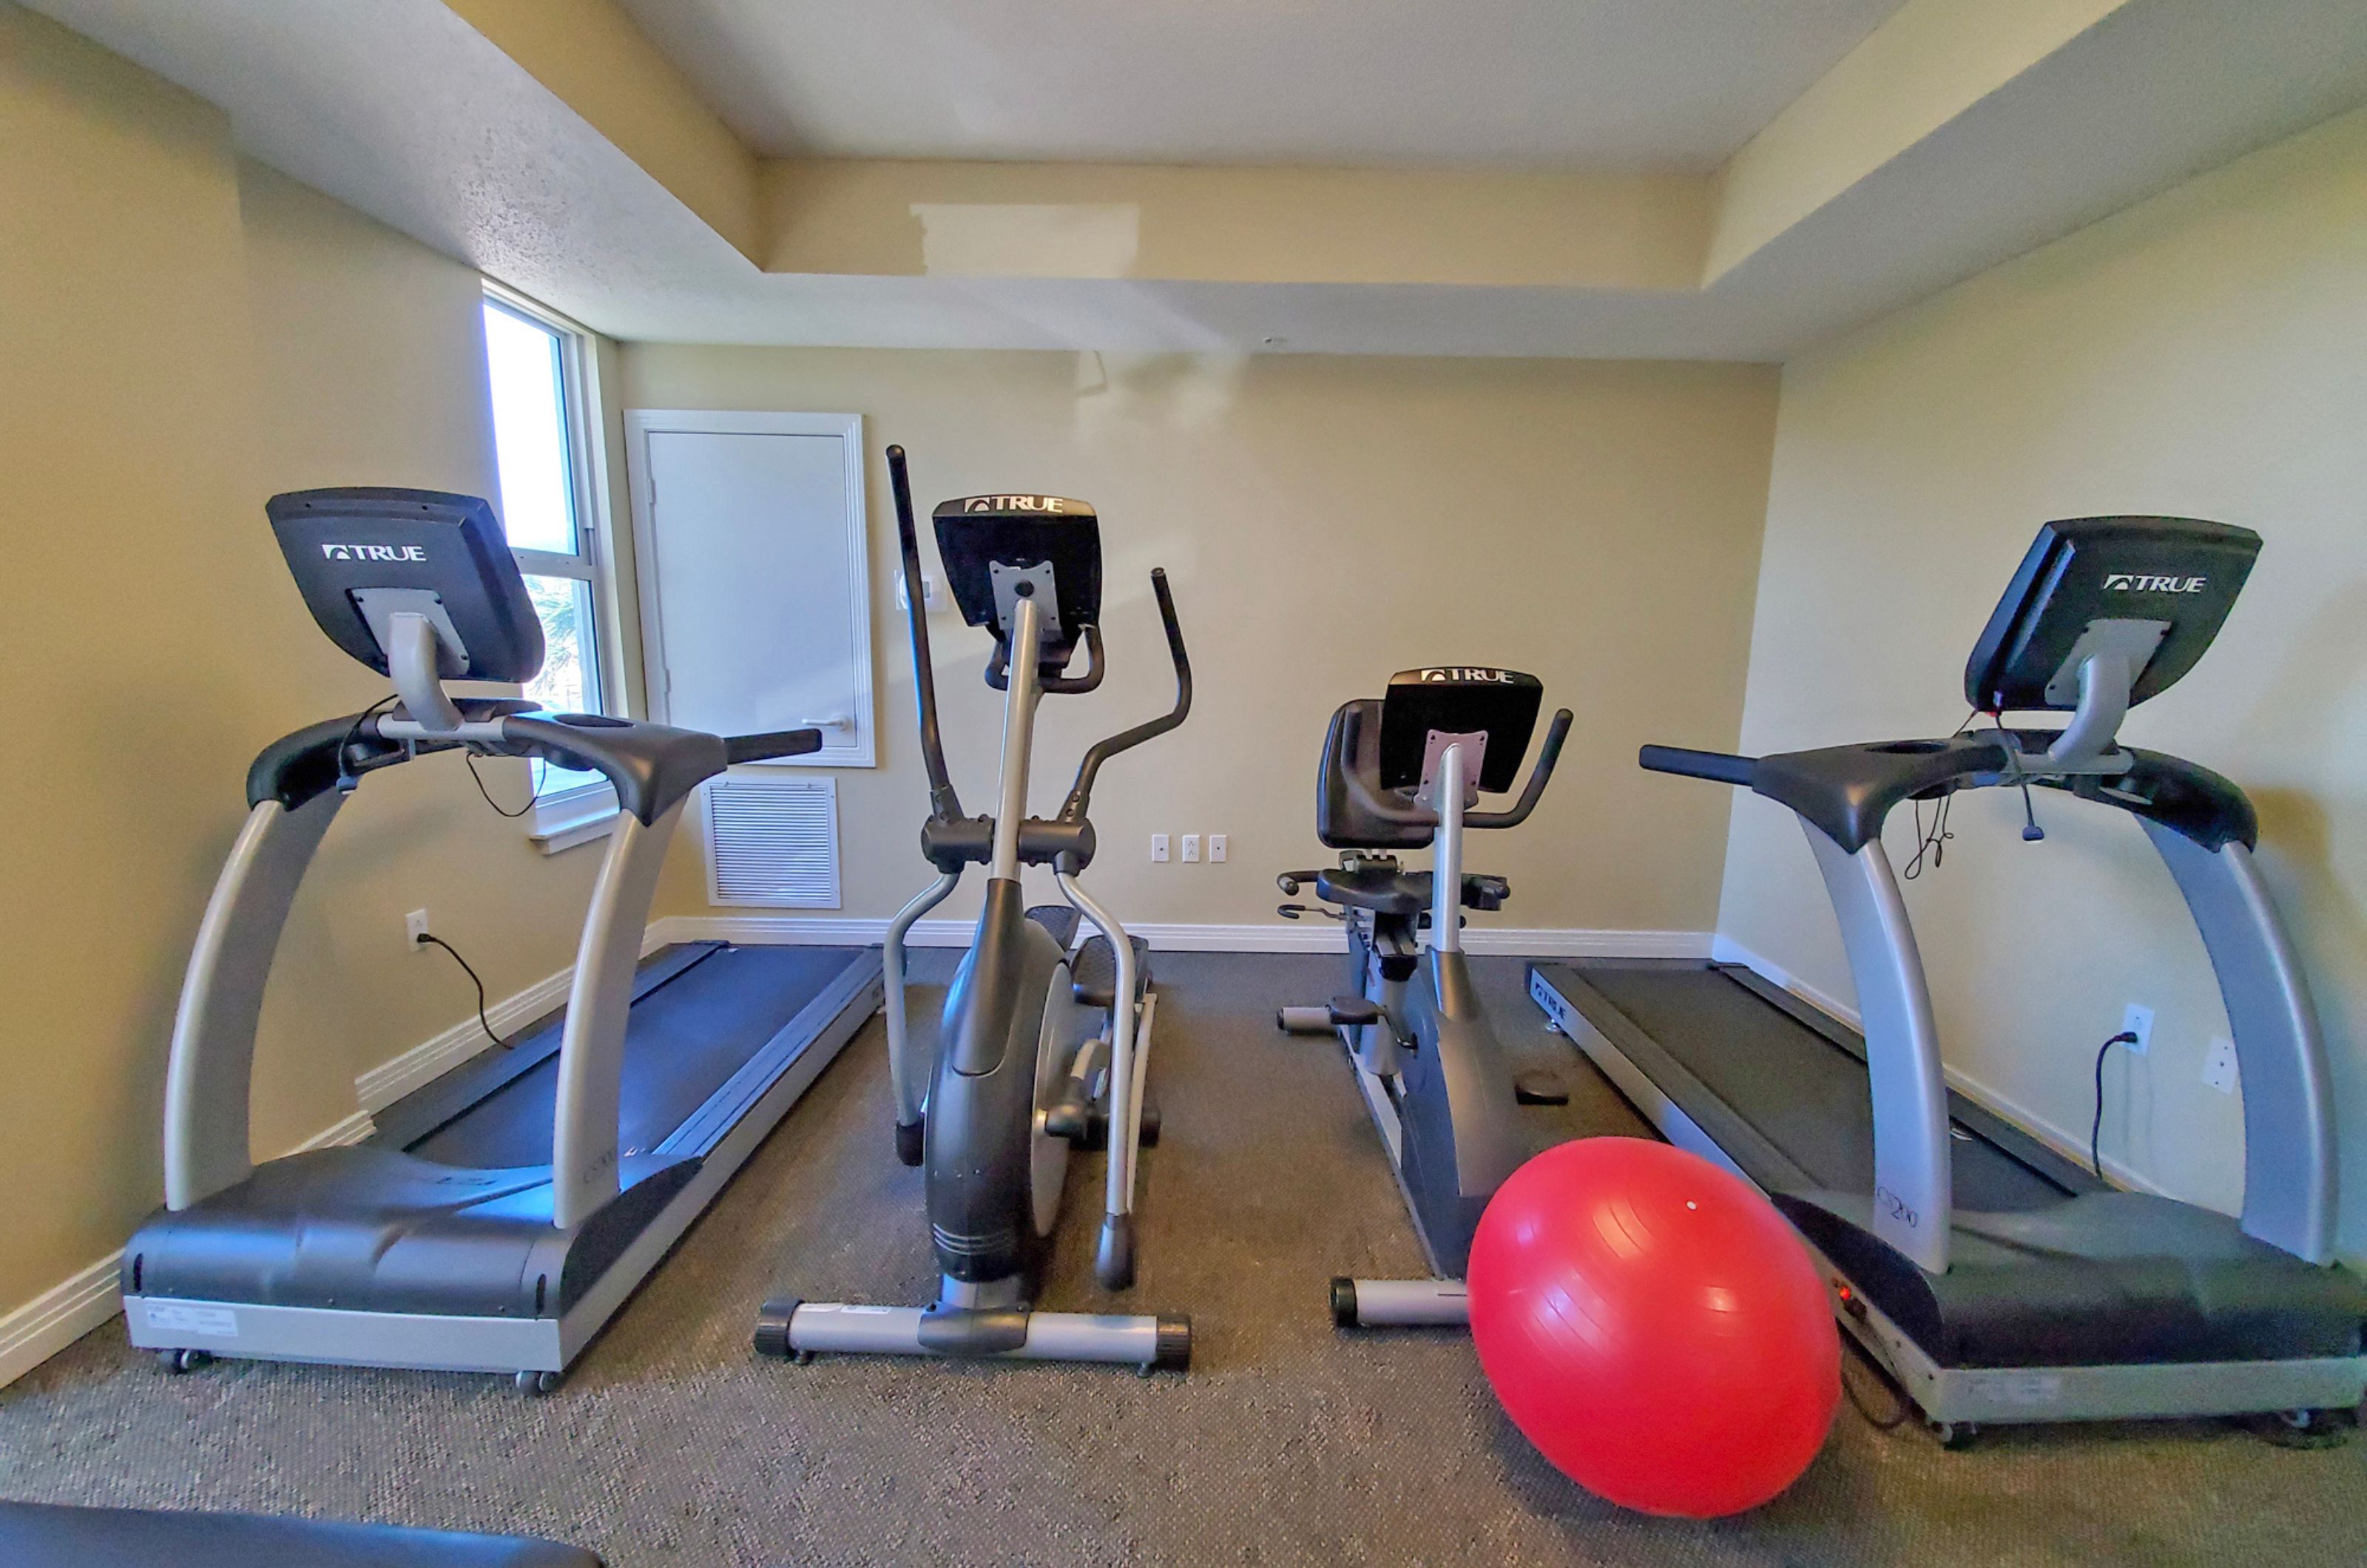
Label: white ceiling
xmin=29 ymin=0 xmax=2367 ymax=359
xmin=610 ymin=0 xmax=1908 ymax=170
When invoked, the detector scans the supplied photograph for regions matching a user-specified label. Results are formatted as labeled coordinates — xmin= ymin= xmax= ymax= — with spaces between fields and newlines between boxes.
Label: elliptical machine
xmin=1278 ymin=668 xmax=1572 ymax=1328
xmin=757 ymin=447 xmax=1193 ymax=1372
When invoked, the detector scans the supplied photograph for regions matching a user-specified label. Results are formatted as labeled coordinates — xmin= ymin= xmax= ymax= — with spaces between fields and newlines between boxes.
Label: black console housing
xmin=1965 ymin=516 xmax=2259 ymax=712
xmin=266 ymin=487 xmax=544 ymax=683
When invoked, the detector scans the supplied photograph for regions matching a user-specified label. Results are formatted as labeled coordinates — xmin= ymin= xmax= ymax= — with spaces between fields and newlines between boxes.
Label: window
xmin=481 ymin=287 xmax=613 ymax=836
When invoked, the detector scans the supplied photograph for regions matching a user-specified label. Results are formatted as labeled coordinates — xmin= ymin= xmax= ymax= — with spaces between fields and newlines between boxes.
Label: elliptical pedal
xmin=1073 ymin=932 xmax=1152 ymax=1007
xmin=1027 ymin=904 xmax=1084 ymax=950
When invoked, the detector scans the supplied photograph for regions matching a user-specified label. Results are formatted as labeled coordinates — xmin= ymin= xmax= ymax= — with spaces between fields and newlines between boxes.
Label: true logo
xmin=2102 ymin=573 xmax=2206 ymax=593
xmin=320 ymin=543 xmax=428 ymax=563
xmin=1419 ymin=667 xmax=1516 ymax=683
xmin=966 ymin=495 xmax=1067 ymax=513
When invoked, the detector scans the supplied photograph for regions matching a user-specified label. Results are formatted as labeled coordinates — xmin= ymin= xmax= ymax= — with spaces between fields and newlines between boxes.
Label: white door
xmin=627 ymin=412 xmax=873 ymax=767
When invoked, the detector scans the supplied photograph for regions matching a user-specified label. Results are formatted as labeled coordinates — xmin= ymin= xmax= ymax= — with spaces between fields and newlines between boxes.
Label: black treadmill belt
xmin=408 ymin=945 xmax=860 ymax=1169
xmin=1570 ymin=964 xmax=2079 ymax=1213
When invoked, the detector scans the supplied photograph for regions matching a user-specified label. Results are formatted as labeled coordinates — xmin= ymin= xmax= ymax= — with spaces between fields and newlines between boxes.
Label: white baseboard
xmin=350 ymin=962 xmax=579 ymax=1117
xmin=0 ymin=1252 xmax=124 ymax=1390
xmin=1708 ymin=933 xmax=2164 ymax=1195
xmin=1710 ymin=933 xmax=1863 ymax=1028
xmin=0 ymin=956 xmax=590 ymax=1391
xmin=660 ymin=913 xmax=1712 ymax=960
xmin=0 ymin=915 xmax=1710 ymax=1390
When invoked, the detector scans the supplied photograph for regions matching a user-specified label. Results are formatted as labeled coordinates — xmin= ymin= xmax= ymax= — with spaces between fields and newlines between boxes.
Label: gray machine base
xmin=770 ymin=1302 xmax=1189 ymax=1371
xmin=127 ymin=953 xmax=881 ymax=1381
xmin=1530 ymin=962 xmax=2367 ymax=1427
xmin=1817 ymin=1224 xmax=2367 ymax=1425
xmin=1331 ymin=1277 xmax=1469 ymax=1328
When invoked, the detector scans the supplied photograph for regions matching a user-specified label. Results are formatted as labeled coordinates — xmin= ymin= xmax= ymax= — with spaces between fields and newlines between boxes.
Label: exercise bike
xmin=1277 ymin=667 xmax=1571 ymax=1327
xmin=757 ymin=446 xmax=1193 ymax=1372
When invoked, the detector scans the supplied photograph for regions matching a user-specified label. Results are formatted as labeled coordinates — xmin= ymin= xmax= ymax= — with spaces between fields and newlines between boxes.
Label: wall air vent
xmin=703 ymin=777 xmax=840 ymax=908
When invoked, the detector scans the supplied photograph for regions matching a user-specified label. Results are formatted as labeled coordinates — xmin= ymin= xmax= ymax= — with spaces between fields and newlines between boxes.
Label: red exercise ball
xmin=1465 ymin=1138 xmax=1840 ymax=1518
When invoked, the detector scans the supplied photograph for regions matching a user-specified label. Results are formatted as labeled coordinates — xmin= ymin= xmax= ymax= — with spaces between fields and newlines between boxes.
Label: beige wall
xmin=623 ymin=346 xmax=1780 ymax=935
xmin=0 ymin=6 xmax=604 ymax=1319
xmin=1718 ymin=107 xmax=2367 ymax=1260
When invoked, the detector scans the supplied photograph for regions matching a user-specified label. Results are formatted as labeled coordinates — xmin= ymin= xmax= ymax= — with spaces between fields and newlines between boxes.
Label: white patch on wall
xmin=912 ymin=203 xmax=1141 ymax=278
xmin=704 ymin=777 xmax=841 ymax=909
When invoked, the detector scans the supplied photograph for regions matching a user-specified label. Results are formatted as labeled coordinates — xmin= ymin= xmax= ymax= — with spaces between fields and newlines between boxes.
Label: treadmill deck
xmin=1528 ymin=959 xmax=2367 ymax=1423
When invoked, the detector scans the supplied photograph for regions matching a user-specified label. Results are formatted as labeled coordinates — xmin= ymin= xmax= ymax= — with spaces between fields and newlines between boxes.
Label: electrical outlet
xmin=1209 ymin=834 xmax=1227 ymax=863
xmin=2203 ymin=1036 xmax=2239 ymax=1095
xmin=896 ymin=570 xmax=946 ymax=612
xmin=405 ymin=908 xmax=432 ymax=948
xmin=1181 ymin=834 xmax=1201 ymax=863
xmin=2121 ymin=1002 xmax=2152 ymax=1056
xmin=1151 ymin=834 xmax=1170 ymax=863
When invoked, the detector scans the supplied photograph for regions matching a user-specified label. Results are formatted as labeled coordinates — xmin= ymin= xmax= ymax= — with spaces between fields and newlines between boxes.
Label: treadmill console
xmin=1377 ymin=668 xmax=1543 ymax=794
xmin=267 ymin=487 xmax=544 ymax=683
xmin=1964 ymin=516 xmax=2259 ymax=713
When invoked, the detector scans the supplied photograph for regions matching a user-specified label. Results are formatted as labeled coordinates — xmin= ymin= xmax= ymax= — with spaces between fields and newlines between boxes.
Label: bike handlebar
xmin=1340 ymin=706 xmax=1575 ymax=831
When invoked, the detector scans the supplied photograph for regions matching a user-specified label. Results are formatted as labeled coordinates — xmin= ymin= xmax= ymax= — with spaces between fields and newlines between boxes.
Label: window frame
xmin=481 ymin=280 xmax=623 ymax=851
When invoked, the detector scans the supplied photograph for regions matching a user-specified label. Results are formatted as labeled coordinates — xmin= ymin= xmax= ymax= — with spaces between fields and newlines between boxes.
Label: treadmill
xmin=1531 ymin=516 xmax=2366 ymax=1436
xmin=120 ymin=488 xmax=882 ymax=1391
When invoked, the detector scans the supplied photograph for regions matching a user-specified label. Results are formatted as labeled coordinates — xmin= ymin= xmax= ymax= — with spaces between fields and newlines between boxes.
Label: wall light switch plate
xmin=1181 ymin=834 xmax=1201 ymax=863
xmin=1151 ymin=834 xmax=1170 ymax=863
xmin=2202 ymin=1036 xmax=2239 ymax=1094
xmin=1209 ymin=834 xmax=1227 ymax=863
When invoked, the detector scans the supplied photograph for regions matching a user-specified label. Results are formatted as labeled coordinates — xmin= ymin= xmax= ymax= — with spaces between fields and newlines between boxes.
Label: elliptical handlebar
xmin=888 ymin=445 xmax=965 ymax=822
xmin=1058 ymin=569 xmax=1191 ymax=823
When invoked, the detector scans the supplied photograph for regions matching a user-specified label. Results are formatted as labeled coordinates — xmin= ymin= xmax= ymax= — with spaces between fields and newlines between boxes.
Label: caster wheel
xmin=160 ymin=1348 xmax=214 ymax=1374
xmin=791 ymin=1350 xmax=814 ymax=1365
xmin=1930 ymin=1419 xmax=1981 ymax=1450
xmin=514 ymin=1369 xmax=563 ymax=1396
xmin=2241 ymin=1408 xmax=2355 ymax=1448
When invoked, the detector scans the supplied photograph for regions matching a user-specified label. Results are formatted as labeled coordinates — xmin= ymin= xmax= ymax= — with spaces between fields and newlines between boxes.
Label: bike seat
xmin=1316 ymin=866 xmax=1510 ymax=916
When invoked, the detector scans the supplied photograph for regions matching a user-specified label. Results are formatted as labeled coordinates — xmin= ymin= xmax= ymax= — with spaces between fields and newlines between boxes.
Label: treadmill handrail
xmin=1641 ymin=734 xmax=2255 ymax=856
xmin=1639 ymin=743 xmax=1757 ymax=787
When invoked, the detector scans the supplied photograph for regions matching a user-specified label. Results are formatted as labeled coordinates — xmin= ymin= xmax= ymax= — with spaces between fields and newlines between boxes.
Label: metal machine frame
xmin=757 ymin=446 xmax=1193 ymax=1372
xmin=123 ymin=487 xmax=844 ymax=1390
xmin=1532 ymin=516 xmax=2364 ymax=1433
xmin=1277 ymin=671 xmax=1571 ymax=1327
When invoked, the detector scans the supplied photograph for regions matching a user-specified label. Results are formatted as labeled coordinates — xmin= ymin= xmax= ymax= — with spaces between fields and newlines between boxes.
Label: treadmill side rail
xmin=551 ymin=802 xmax=683 ymax=1231
xmin=2146 ymin=826 xmax=2339 ymax=1263
xmin=165 ymin=792 xmax=343 ymax=1209
xmin=1803 ymin=827 xmax=1954 ymax=1274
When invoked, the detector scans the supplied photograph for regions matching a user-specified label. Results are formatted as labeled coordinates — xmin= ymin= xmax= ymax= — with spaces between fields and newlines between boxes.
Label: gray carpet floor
xmin=2 ymin=951 xmax=2362 ymax=1567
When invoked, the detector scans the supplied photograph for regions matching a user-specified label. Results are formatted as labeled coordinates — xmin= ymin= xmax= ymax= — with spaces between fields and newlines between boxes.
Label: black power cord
xmin=1838 ymin=1339 xmax=1912 ymax=1432
xmin=334 ymin=693 xmax=403 ymax=793
xmin=417 ymin=933 xmax=512 ymax=1050
xmin=1902 ymin=708 xmax=1980 ymax=879
xmin=2090 ymin=1029 xmax=2141 ymax=1179
xmin=465 ymin=751 xmax=542 ymax=819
